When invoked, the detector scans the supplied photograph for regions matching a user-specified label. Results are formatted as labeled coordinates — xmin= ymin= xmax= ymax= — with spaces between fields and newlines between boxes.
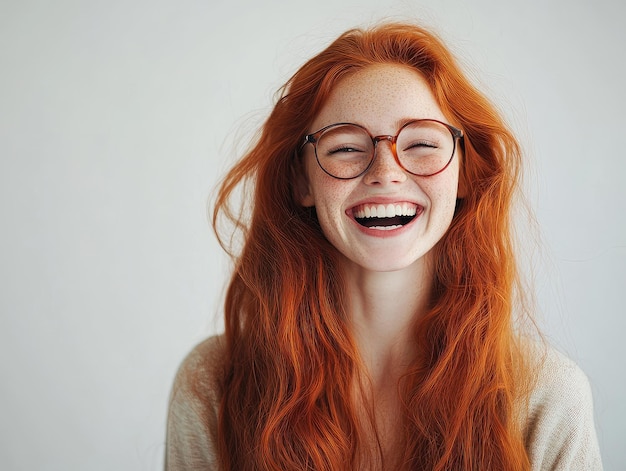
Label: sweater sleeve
xmin=165 ymin=336 xmax=224 ymax=471
xmin=524 ymin=346 xmax=603 ymax=471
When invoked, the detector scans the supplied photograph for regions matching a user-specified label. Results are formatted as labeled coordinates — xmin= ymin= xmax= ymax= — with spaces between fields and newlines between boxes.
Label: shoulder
xmin=169 ymin=335 xmax=226 ymax=416
xmin=524 ymin=342 xmax=603 ymax=470
xmin=165 ymin=335 xmax=226 ymax=470
xmin=173 ymin=335 xmax=226 ymax=396
xmin=528 ymin=344 xmax=591 ymax=415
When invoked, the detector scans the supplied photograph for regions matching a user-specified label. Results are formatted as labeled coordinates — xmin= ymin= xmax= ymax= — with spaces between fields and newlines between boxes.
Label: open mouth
xmin=352 ymin=202 xmax=420 ymax=230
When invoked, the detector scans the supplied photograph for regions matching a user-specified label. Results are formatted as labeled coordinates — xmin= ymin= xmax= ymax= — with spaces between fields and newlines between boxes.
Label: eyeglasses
xmin=302 ymin=119 xmax=463 ymax=180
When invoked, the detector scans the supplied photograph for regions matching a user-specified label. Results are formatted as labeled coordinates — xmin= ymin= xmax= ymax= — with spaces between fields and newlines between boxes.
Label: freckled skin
xmin=300 ymin=64 xmax=460 ymax=275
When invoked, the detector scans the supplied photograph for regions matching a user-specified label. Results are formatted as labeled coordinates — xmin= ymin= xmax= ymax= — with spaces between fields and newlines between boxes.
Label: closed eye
xmin=327 ymin=146 xmax=368 ymax=156
xmin=404 ymin=140 xmax=439 ymax=151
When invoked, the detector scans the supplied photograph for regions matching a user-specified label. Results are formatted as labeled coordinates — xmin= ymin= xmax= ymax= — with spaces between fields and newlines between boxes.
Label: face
xmin=300 ymin=64 xmax=461 ymax=274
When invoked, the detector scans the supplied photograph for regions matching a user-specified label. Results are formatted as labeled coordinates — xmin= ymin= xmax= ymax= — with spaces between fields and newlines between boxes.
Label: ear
xmin=297 ymin=177 xmax=315 ymax=207
xmin=457 ymin=170 xmax=468 ymax=199
xmin=456 ymin=145 xmax=468 ymax=199
xmin=292 ymin=156 xmax=315 ymax=207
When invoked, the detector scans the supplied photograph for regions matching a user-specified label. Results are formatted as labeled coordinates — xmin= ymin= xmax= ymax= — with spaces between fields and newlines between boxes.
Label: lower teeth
xmin=370 ymin=225 xmax=402 ymax=231
xmin=355 ymin=214 xmax=415 ymax=229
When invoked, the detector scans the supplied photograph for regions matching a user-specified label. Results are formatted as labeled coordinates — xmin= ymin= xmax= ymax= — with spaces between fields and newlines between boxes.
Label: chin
xmin=341 ymin=250 xmax=430 ymax=274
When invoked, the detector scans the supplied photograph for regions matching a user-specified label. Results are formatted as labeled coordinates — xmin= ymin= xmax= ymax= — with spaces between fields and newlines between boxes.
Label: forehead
xmin=310 ymin=63 xmax=447 ymax=133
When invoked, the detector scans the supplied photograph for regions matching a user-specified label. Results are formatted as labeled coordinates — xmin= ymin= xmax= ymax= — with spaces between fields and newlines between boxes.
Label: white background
xmin=1 ymin=0 xmax=624 ymax=469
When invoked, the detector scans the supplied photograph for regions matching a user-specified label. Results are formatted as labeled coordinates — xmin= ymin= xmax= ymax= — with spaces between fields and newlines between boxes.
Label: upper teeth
xmin=353 ymin=203 xmax=418 ymax=219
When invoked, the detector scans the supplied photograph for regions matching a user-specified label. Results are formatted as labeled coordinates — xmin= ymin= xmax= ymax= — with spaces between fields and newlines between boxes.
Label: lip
xmin=346 ymin=197 xmax=424 ymax=238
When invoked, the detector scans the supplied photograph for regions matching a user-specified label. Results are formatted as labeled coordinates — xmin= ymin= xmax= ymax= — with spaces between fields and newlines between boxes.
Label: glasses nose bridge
xmin=371 ymin=134 xmax=399 ymax=161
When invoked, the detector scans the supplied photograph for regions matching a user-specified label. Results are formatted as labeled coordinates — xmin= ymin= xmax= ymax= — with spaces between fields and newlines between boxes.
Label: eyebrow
xmin=321 ymin=117 xmax=441 ymax=134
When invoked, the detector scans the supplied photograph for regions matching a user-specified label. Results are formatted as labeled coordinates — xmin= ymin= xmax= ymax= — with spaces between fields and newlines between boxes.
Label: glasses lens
xmin=396 ymin=120 xmax=455 ymax=176
xmin=315 ymin=124 xmax=373 ymax=179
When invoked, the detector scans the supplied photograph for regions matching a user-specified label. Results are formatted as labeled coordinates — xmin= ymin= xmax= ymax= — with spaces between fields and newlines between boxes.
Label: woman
xmin=166 ymin=23 xmax=602 ymax=470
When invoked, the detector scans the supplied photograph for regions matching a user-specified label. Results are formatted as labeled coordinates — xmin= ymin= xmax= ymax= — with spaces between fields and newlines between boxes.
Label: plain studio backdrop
xmin=0 ymin=0 xmax=624 ymax=469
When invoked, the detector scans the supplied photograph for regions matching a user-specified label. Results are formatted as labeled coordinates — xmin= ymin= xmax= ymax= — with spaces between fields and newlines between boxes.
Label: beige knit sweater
xmin=165 ymin=336 xmax=602 ymax=470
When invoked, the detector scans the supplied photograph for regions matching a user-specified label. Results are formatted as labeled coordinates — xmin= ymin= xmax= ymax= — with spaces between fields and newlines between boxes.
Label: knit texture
xmin=165 ymin=336 xmax=603 ymax=470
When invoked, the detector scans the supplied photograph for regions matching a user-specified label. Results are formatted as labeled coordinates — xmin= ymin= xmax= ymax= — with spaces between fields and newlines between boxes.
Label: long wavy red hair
xmin=209 ymin=23 xmax=535 ymax=470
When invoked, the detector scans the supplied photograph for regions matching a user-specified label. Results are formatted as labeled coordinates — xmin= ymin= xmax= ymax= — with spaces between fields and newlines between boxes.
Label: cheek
xmin=314 ymin=184 xmax=348 ymax=222
xmin=424 ymin=170 xmax=460 ymax=226
xmin=306 ymin=163 xmax=350 ymax=209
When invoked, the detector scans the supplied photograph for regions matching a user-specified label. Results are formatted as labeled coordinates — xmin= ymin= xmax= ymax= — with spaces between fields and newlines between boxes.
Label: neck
xmin=343 ymin=256 xmax=433 ymax=386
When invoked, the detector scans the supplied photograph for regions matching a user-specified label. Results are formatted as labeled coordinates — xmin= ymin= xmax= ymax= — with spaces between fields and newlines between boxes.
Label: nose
xmin=362 ymin=138 xmax=407 ymax=185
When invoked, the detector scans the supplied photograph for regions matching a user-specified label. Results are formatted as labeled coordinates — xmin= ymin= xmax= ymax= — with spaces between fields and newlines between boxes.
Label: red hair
xmin=209 ymin=23 xmax=534 ymax=470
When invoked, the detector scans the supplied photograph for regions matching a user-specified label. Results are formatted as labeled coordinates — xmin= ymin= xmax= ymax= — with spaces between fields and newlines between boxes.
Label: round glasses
xmin=302 ymin=119 xmax=463 ymax=180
